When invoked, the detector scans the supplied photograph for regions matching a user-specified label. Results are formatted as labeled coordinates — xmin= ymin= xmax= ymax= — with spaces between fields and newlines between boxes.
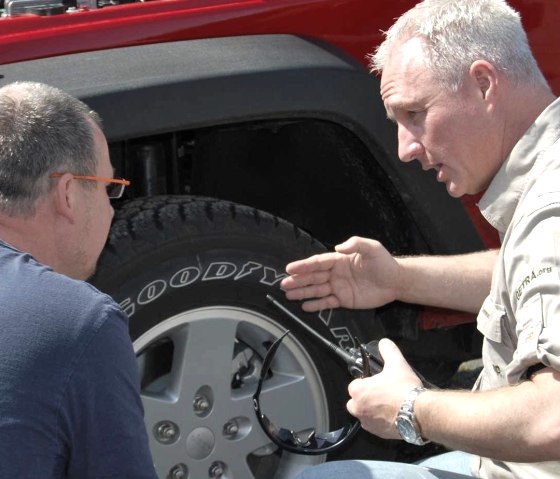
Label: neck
xmin=0 ymin=203 xmax=60 ymax=272
xmin=499 ymin=84 xmax=557 ymax=161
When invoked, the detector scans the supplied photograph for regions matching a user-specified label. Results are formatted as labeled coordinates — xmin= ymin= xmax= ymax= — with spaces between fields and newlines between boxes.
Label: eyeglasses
xmin=252 ymin=329 xmax=366 ymax=455
xmin=50 ymin=173 xmax=131 ymax=199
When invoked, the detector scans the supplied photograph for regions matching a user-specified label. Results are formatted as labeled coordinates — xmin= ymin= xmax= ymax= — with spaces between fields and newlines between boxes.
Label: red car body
xmin=2 ymin=0 xmax=559 ymax=89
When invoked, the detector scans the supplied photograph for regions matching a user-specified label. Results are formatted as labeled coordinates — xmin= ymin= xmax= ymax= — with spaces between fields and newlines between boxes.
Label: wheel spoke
xmin=258 ymin=372 xmax=320 ymax=431
xmin=141 ymin=393 xmax=178 ymax=428
xmin=168 ymin=316 xmax=239 ymax=404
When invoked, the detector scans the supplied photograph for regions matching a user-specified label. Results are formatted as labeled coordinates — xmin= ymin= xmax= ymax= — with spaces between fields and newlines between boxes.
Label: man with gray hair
xmin=0 ymin=82 xmax=157 ymax=478
xmin=283 ymin=0 xmax=560 ymax=477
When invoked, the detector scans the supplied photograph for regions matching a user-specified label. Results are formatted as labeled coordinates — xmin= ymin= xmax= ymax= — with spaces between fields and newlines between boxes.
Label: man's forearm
xmin=395 ymin=249 xmax=498 ymax=313
xmin=415 ymin=368 xmax=560 ymax=461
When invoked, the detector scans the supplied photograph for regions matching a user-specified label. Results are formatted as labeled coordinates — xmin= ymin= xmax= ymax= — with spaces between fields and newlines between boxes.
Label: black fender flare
xmin=0 ymin=34 xmax=482 ymax=254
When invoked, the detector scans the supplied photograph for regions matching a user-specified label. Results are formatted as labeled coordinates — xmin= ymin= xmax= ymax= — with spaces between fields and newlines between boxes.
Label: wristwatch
xmin=395 ymin=386 xmax=430 ymax=445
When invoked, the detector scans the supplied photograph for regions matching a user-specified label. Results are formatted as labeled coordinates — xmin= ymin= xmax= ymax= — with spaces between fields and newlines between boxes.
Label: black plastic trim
xmin=0 ymin=34 xmax=483 ymax=254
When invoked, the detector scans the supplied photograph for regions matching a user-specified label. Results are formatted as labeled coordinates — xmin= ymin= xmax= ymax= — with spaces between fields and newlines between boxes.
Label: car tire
xmin=93 ymin=195 xmax=394 ymax=479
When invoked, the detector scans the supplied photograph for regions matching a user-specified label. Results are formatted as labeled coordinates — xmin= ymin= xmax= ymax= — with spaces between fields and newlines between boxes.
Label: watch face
xmin=396 ymin=416 xmax=417 ymax=443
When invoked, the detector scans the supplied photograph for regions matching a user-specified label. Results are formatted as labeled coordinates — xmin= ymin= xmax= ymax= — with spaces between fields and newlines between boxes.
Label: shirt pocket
xmin=477 ymin=296 xmax=504 ymax=343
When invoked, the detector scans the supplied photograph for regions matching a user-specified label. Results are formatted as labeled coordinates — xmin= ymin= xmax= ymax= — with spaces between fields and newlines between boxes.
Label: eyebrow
xmin=384 ymin=98 xmax=423 ymax=123
xmin=384 ymin=102 xmax=400 ymax=123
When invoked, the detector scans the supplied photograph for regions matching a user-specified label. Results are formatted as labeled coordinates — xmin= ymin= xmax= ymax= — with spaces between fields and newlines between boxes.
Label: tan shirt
xmin=473 ymin=98 xmax=560 ymax=478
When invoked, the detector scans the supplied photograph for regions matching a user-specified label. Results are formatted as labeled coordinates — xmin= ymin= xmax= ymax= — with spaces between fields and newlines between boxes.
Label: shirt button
xmin=493 ymin=365 xmax=502 ymax=375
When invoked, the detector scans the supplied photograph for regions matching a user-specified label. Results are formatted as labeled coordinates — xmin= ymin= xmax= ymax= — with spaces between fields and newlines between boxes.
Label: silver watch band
xmin=396 ymin=386 xmax=430 ymax=445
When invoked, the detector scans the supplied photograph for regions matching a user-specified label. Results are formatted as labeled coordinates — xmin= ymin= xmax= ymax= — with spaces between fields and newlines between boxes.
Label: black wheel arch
xmin=0 ymin=33 xmax=483 ymax=257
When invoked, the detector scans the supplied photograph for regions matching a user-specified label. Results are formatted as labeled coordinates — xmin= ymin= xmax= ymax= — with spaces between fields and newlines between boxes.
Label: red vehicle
xmin=1 ymin=1 xmax=558 ymax=478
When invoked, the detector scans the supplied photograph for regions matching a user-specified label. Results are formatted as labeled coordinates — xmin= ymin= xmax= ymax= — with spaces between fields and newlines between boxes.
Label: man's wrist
xmin=395 ymin=386 xmax=430 ymax=445
xmin=393 ymin=257 xmax=409 ymax=302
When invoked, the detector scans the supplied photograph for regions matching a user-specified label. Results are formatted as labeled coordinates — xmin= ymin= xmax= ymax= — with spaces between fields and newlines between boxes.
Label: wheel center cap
xmin=186 ymin=427 xmax=215 ymax=459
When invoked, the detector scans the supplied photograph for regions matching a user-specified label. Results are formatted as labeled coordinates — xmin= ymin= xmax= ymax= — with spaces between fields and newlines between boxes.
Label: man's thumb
xmin=335 ymin=236 xmax=361 ymax=254
xmin=378 ymin=338 xmax=407 ymax=368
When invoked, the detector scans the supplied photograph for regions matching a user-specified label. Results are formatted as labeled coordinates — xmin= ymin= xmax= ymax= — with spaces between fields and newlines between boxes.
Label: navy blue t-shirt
xmin=0 ymin=241 xmax=157 ymax=478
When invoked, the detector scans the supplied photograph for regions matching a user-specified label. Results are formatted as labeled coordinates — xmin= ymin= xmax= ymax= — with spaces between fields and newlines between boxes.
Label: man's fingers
xmin=283 ymin=289 xmax=341 ymax=312
xmin=283 ymin=282 xmax=331 ymax=300
xmin=300 ymin=295 xmax=341 ymax=312
xmin=280 ymin=270 xmax=332 ymax=290
xmin=285 ymin=253 xmax=337 ymax=275
xmin=346 ymin=377 xmax=367 ymax=417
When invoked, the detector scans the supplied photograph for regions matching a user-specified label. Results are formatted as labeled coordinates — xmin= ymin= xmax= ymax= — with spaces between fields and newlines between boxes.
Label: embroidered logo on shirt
xmin=515 ymin=267 xmax=553 ymax=300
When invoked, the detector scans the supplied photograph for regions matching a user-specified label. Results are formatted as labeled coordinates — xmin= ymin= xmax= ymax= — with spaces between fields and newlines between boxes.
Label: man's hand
xmin=282 ymin=238 xmax=497 ymax=314
xmin=346 ymin=338 xmax=423 ymax=439
xmin=280 ymin=236 xmax=401 ymax=312
xmin=346 ymin=342 xmax=560 ymax=461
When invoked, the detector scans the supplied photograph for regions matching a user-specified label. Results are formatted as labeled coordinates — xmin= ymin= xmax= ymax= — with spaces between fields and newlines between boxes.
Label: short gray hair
xmin=370 ymin=0 xmax=549 ymax=92
xmin=0 ymin=81 xmax=102 ymax=217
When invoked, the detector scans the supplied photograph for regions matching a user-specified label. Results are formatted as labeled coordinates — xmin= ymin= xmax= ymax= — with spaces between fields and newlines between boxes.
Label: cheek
xmin=88 ymin=197 xmax=113 ymax=244
xmin=100 ymin=201 xmax=114 ymax=237
xmin=428 ymin=115 xmax=472 ymax=159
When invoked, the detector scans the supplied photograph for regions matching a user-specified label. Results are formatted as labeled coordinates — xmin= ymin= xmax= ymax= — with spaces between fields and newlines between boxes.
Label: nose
xmin=397 ymin=124 xmax=423 ymax=163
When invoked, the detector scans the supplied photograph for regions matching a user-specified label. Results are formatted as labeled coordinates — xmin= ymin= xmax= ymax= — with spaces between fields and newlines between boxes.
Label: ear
xmin=52 ymin=173 xmax=77 ymax=224
xmin=469 ymin=60 xmax=497 ymax=101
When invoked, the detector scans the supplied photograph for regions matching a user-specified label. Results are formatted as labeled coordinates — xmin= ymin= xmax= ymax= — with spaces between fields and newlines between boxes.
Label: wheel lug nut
xmin=223 ymin=420 xmax=239 ymax=438
xmin=154 ymin=421 xmax=179 ymax=444
xmin=209 ymin=461 xmax=226 ymax=478
xmin=193 ymin=394 xmax=210 ymax=414
xmin=168 ymin=463 xmax=188 ymax=479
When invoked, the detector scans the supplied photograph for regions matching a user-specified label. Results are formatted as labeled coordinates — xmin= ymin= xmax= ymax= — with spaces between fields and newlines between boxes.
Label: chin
xmin=84 ymin=265 xmax=97 ymax=281
xmin=72 ymin=264 xmax=97 ymax=282
xmin=445 ymin=184 xmax=464 ymax=198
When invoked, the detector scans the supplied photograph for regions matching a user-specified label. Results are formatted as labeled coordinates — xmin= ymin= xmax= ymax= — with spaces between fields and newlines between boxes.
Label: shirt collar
xmin=479 ymin=97 xmax=560 ymax=235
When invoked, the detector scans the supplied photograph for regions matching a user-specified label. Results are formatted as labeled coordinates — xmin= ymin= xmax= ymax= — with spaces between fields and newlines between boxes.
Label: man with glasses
xmin=0 ymin=81 xmax=157 ymax=478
